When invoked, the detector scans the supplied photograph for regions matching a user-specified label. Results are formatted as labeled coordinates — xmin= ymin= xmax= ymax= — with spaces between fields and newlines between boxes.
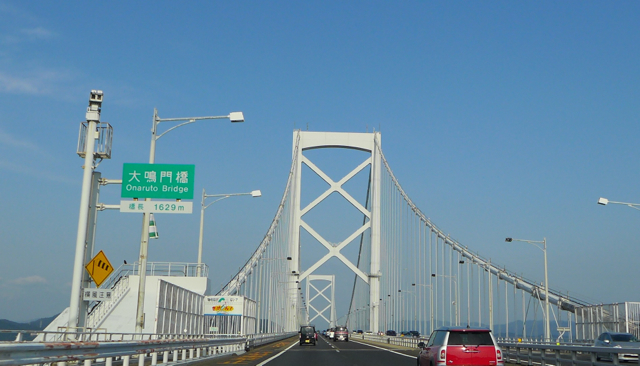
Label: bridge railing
xmin=0 ymin=332 xmax=296 ymax=366
xmin=356 ymin=333 xmax=427 ymax=348
xmin=498 ymin=341 xmax=640 ymax=366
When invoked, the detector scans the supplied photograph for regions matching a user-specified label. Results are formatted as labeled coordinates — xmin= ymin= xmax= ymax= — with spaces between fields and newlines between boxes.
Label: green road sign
xmin=121 ymin=163 xmax=195 ymax=199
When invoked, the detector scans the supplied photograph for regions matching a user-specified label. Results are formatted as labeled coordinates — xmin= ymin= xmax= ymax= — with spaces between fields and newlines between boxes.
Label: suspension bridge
xmin=2 ymin=130 xmax=638 ymax=366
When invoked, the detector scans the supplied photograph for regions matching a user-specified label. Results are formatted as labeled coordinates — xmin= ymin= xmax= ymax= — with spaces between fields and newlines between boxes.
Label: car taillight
xmin=440 ymin=348 xmax=446 ymax=361
xmin=496 ymin=348 xmax=503 ymax=361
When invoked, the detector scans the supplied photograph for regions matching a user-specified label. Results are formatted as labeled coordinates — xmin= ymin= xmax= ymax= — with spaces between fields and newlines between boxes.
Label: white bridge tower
xmin=288 ymin=131 xmax=382 ymax=332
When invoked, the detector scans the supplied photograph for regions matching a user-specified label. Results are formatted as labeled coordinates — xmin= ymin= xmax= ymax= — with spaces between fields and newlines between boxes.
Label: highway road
xmin=197 ymin=335 xmax=421 ymax=366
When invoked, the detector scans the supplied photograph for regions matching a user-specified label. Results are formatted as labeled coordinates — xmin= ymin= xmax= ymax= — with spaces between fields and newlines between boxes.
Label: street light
xmin=506 ymin=237 xmax=550 ymax=342
xmin=400 ymin=289 xmax=418 ymax=332
xmin=413 ymin=283 xmax=434 ymax=333
xmin=432 ymin=274 xmax=458 ymax=326
xmin=197 ymin=189 xmax=261 ymax=276
xmin=134 ymin=108 xmax=244 ymax=333
xmin=597 ymin=197 xmax=640 ymax=211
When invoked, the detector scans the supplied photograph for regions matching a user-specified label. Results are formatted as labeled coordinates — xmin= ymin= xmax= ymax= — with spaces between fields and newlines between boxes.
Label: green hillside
xmin=0 ymin=314 xmax=58 ymax=341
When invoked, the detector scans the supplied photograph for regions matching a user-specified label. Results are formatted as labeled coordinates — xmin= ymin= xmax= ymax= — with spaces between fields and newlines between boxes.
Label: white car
xmin=328 ymin=328 xmax=335 ymax=339
xmin=594 ymin=332 xmax=640 ymax=361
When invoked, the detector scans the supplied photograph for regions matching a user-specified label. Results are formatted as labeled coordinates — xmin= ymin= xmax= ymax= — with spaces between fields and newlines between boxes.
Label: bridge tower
xmin=306 ymin=275 xmax=337 ymax=327
xmin=288 ymin=131 xmax=382 ymax=332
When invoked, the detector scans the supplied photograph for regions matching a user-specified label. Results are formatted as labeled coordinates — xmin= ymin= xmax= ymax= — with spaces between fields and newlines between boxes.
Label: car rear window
xmin=447 ymin=331 xmax=494 ymax=345
xmin=337 ymin=327 xmax=347 ymax=331
xmin=301 ymin=326 xmax=314 ymax=334
xmin=612 ymin=334 xmax=638 ymax=342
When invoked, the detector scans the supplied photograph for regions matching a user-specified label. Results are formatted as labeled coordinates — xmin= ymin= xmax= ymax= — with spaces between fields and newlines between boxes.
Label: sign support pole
xmin=133 ymin=107 xmax=239 ymax=333
xmin=134 ymin=109 xmax=158 ymax=333
xmin=68 ymin=91 xmax=103 ymax=334
xmin=78 ymin=171 xmax=101 ymax=329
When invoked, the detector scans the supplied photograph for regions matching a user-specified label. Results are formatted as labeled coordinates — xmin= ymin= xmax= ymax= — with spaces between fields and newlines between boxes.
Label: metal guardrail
xmin=4 ymin=330 xmax=228 ymax=342
xmin=0 ymin=331 xmax=295 ymax=365
xmin=499 ymin=342 xmax=640 ymax=366
xmin=249 ymin=332 xmax=297 ymax=348
xmin=354 ymin=333 xmax=427 ymax=348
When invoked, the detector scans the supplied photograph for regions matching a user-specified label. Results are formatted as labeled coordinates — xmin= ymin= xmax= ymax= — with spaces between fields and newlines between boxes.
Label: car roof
xmin=436 ymin=326 xmax=492 ymax=332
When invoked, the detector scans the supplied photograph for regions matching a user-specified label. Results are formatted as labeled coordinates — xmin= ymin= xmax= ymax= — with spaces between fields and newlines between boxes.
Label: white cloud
xmin=0 ymin=128 xmax=40 ymax=150
xmin=0 ymin=26 xmax=56 ymax=45
xmin=0 ymin=159 xmax=76 ymax=184
xmin=0 ymin=3 xmax=36 ymax=23
xmin=9 ymin=276 xmax=47 ymax=286
xmin=0 ymin=72 xmax=42 ymax=93
xmin=20 ymin=27 xmax=55 ymax=40
xmin=0 ymin=70 xmax=70 ymax=95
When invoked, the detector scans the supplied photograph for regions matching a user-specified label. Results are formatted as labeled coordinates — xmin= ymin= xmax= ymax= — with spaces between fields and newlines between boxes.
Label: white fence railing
xmin=0 ymin=332 xmax=296 ymax=366
xmin=499 ymin=342 xmax=640 ymax=366
xmin=354 ymin=333 xmax=427 ymax=348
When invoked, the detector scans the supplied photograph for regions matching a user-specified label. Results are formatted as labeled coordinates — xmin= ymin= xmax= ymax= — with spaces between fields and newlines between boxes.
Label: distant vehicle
xmin=386 ymin=330 xmax=397 ymax=336
xmin=400 ymin=331 xmax=411 ymax=337
xmin=334 ymin=326 xmax=349 ymax=342
xmin=299 ymin=325 xmax=317 ymax=346
xmin=594 ymin=332 xmax=640 ymax=361
xmin=365 ymin=330 xmax=373 ymax=334
xmin=357 ymin=329 xmax=364 ymax=334
xmin=417 ymin=326 xmax=503 ymax=366
xmin=328 ymin=328 xmax=335 ymax=339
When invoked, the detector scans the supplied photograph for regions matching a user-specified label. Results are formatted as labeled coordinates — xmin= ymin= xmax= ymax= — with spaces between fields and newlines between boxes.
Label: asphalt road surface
xmin=196 ymin=335 xmax=421 ymax=366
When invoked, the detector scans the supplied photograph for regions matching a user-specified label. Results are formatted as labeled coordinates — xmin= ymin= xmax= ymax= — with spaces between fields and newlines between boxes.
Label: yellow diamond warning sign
xmin=85 ymin=250 xmax=113 ymax=287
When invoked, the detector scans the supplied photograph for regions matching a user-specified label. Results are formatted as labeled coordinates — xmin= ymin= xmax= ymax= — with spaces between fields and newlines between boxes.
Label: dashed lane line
xmin=350 ymin=339 xmax=416 ymax=359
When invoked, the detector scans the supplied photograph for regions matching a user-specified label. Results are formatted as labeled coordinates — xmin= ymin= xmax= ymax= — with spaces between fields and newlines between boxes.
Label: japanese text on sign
xmin=120 ymin=201 xmax=193 ymax=214
xmin=83 ymin=288 xmax=113 ymax=301
xmin=121 ymin=163 xmax=195 ymax=200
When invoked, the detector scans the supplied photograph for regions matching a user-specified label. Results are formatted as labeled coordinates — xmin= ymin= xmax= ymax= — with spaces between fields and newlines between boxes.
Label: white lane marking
xmin=350 ymin=339 xmax=416 ymax=358
xmin=256 ymin=341 xmax=298 ymax=366
xmin=320 ymin=336 xmax=339 ymax=351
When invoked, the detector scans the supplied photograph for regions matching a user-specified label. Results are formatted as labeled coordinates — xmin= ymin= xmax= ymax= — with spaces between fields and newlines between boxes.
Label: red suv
xmin=417 ymin=327 xmax=503 ymax=366
xmin=334 ymin=326 xmax=349 ymax=342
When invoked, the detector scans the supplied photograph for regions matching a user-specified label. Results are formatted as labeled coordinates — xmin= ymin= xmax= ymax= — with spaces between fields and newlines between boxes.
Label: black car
xmin=386 ymin=330 xmax=397 ymax=336
xmin=299 ymin=325 xmax=317 ymax=346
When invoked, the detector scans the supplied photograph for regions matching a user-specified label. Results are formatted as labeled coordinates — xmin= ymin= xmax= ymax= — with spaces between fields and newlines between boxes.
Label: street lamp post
xmin=197 ymin=189 xmax=261 ymax=276
xmin=506 ymin=237 xmax=550 ymax=342
xmin=134 ymin=108 xmax=244 ymax=333
xmin=413 ymin=283 xmax=434 ymax=334
xmin=597 ymin=197 xmax=640 ymax=211
xmin=400 ymin=289 xmax=418 ymax=331
xmin=432 ymin=274 xmax=458 ymax=326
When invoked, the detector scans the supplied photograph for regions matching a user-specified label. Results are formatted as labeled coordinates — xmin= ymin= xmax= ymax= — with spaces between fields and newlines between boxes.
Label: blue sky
xmin=0 ymin=1 xmax=639 ymax=322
